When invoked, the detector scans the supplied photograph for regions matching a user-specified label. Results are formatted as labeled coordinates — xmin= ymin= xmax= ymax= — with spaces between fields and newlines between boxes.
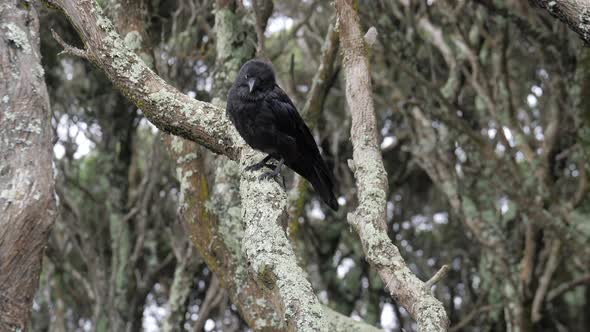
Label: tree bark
xmin=335 ymin=0 xmax=450 ymax=331
xmin=0 ymin=1 xmax=57 ymax=330
xmin=530 ymin=0 xmax=590 ymax=44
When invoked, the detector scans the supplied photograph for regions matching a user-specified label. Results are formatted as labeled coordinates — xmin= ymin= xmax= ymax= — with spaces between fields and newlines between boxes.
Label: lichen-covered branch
xmin=531 ymin=0 xmax=590 ymax=44
xmin=335 ymin=0 xmax=449 ymax=331
xmin=0 ymin=2 xmax=57 ymax=330
xmin=48 ymin=0 xmax=239 ymax=159
xmin=239 ymin=149 xmax=329 ymax=331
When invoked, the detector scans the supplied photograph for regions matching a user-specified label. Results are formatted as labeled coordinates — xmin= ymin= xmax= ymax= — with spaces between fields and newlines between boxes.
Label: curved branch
xmin=335 ymin=0 xmax=449 ymax=331
xmin=48 ymin=0 xmax=239 ymax=159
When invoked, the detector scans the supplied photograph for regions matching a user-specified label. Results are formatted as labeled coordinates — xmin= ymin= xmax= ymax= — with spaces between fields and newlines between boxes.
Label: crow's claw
xmin=263 ymin=163 xmax=276 ymax=170
xmin=258 ymin=171 xmax=285 ymax=188
xmin=245 ymin=162 xmax=265 ymax=172
xmin=245 ymin=162 xmax=276 ymax=172
xmin=258 ymin=171 xmax=277 ymax=181
xmin=245 ymin=155 xmax=274 ymax=172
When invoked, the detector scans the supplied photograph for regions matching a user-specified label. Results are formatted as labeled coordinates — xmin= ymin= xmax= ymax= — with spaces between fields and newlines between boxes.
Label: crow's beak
xmin=248 ymin=77 xmax=256 ymax=93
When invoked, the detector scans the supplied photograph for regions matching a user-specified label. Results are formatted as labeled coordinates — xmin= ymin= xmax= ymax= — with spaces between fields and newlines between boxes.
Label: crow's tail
xmin=307 ymin=155 xmax=339 ymax=211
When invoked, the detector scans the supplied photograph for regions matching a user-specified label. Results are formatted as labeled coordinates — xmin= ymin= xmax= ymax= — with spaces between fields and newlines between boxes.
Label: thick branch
xmin=530 ymin=0 xmax=590 ymax=44
xmin=239 ymin=149 xmax=328 ymax=331
xmin=0 ymin=3 xmax=57 ymax=330
xmin=335 ymin=1 xmax=449 ymax=331
xmin=49 ymin=0 xmax=239 ymax=159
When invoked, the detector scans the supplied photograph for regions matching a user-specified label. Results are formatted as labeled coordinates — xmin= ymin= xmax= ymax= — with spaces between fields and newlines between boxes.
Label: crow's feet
xmin=245 ymin=155 xmax=273 ymax=172
xmin=245 ymin=161 xmax=266 ymax=172
xmin=258 ymin=157 xmax=286 ymax=188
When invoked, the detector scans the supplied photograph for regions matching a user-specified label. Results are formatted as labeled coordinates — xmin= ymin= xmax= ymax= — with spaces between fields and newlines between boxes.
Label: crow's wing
xmin=263 ymin=85 xmax=320 ymax=155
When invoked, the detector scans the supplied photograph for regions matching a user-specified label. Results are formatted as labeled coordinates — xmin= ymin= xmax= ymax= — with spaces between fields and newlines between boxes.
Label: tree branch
xmin=530 ymin=0 xmax=590 ymax=45
xmin=335 ymin=1 xmax=449 ymax=330
xmin=531 ymin=239 xmax=561 ymax=323
xmin=0 ymin=3 xmax=57 ymax=330
xmin=48 ymin=0 xmax=239 ymax=159
xmin=547 ymin=272 xmax=590 ymax=302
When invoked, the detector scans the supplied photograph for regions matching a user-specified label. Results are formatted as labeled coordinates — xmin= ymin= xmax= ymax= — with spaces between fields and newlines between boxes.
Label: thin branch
xmin=251 ymin=0 xmax=273 ymax=57
xmin=449 ymin=305 xmax=493 ymax=332
xmin=51 ymin=29 xmax=90 ymax=59
xmin=269 ymin=2 xmax=319 ymax=61
xmin=547 ymin=273 xmax=590 ymax=302
xmin=531 ymin=239 xmax=562 ymax=323
xmin=192 ymin=275 xmax=224 ymax=332
xmin=425 ymin=265 xmax=451 ymax=290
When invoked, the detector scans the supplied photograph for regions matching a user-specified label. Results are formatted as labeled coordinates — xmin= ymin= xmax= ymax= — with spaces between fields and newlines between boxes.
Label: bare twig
xmin=51 ymin=29 xmax=90 ymax=59
xmin=519 ymin=222 xmax=537 ymax=287
xmin=192 ymin=275 xmax=225 ymax=332
xmin=449 ymin=305 xmax=493 ymax=332
xmin=425 ymin=265 xmax=451 ymax=290
xmin=547 ymin=273 xmax=590 ymax=302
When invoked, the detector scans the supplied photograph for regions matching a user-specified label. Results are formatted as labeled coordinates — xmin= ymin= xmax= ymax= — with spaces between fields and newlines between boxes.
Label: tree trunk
xmin=0 ymin=1 xmax=57 ymax=330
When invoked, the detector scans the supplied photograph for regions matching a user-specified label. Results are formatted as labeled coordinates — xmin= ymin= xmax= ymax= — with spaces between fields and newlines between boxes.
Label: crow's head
xmin=234 ymin=59 xmax=276 ymax=98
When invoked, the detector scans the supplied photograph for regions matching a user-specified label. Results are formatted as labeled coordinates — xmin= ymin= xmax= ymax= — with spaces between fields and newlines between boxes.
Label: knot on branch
xmin=364 ymin=26 xmax=378 ymax=48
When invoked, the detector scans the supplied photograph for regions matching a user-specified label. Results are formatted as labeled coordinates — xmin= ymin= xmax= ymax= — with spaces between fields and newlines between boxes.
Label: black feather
xmin=226 ymin=59 xmax=339 ymax=211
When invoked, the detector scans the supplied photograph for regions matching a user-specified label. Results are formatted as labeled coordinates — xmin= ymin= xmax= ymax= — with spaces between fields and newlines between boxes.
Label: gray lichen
xmin=2 ymin=23 xmax=31 ymax=54
xmin=239 ymin=150 xmax=329 ymax=331
xmin=123 ymin=31 xmax=142 ymax=51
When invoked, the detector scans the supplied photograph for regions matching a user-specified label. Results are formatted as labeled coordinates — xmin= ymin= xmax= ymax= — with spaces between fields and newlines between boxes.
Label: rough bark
xmin=531 ymin=0 xmax=590 ymax=44
xmin=335 ymin=0 xmax=450 ymax=331
xmin=0 ymin=1 xmax=57 ymax=330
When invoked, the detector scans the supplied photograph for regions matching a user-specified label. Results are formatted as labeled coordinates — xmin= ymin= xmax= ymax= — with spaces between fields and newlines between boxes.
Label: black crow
xmin=226 ymin=59 xmax=339 ymax=211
